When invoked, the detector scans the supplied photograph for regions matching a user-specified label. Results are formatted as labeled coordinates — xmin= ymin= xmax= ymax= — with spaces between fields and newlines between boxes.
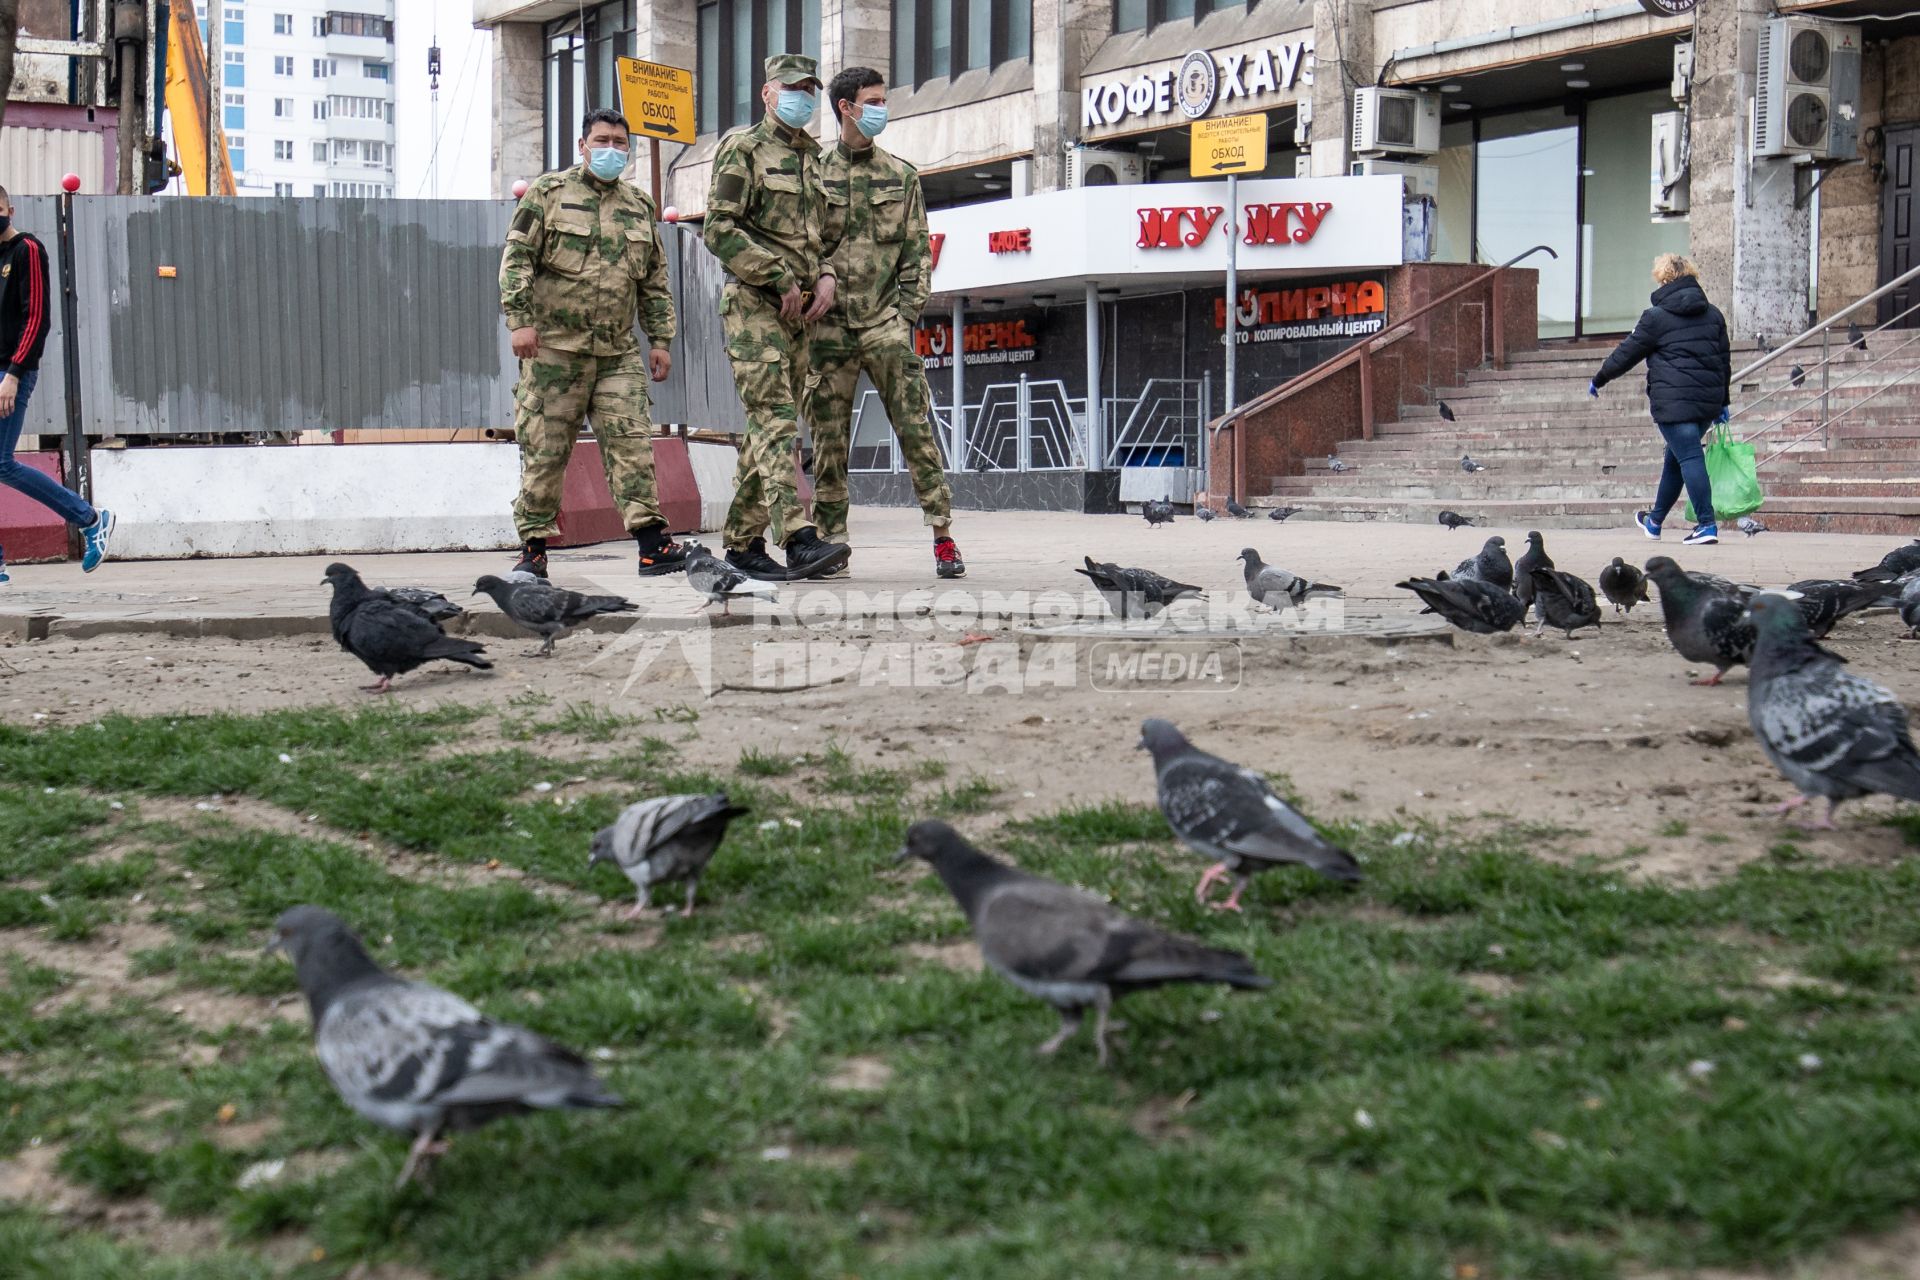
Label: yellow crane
xmin=164 ymin=3 xmax=237 ymax=196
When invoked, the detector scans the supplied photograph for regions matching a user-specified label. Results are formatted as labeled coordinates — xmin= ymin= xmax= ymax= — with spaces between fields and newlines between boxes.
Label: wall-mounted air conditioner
xmin=1652 ymin=110 xmax=1688 ymax=217
xmin=1067 ymin=148 xmax=1147 ymax=187
xmin=1350 ymin=157 xmax=1439 ymax=202
xmin=1672 ymin=41 xmax=1694 ymax=105
xmin=1754 ymin=16 xmax=1862 ymax=161
xmin=1351 ymin=87 xmax=1440 ymax=158
xmin=1295 ymin=154 xmax=1311 ymax=178
xmin=1293 ymin=99 xmax=1312 ymax=149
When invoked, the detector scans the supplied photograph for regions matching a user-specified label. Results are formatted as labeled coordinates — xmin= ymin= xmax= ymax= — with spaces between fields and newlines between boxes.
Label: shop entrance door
xmin=1880 ymin=123 xmax=1920 ymax=328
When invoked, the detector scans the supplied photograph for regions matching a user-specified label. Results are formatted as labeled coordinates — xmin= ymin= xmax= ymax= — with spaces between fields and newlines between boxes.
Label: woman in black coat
xmin=1589 ymin=254 xmax=1732 ymax=546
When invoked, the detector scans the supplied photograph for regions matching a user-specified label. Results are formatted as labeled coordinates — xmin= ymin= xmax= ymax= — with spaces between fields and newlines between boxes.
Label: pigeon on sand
xmin=897 ymin=820 xmax=1270 ymax=1066
xmin=589 ymin=792 xmax=749 ymax=918
xmin=1852 ymin=540 xmax=1920 ymax=585
xmin=1437 ymin=510 xmax=1475 ymax=531
xmin=1142 ymin=497 xmax=1175 ymax=528
xmin=684 ymin=548 xmax=777 ymax=615
xmin=1396 ymin=575 xmax=1527 ymax=635
xmin=1238 ymin=547 xmax=1341 ymax=609
xmin=1529 ymin=567 xmax=1602 ymax=638
xmin=1225 ymin=499 xmax=1254 ymax=519
xmin=1644 ymin=556 xmax=1757 ymax=685
xmin=1449 ymin=536 xmax=1513 ymax=592
xmin=1511 ymin=531 xmax=1553 ymax=613
xmin=1196 ymin=506 xmax=1216 ymax=522
xmin=269 ymin=906 xmax=620 ymax=1190
xmin=1785 ymin=579 xmax=1885 ymax=640
xmin=1597 ymin=557 xmax=1650 ymax=614
xmin=472 ymin=574 xmax=636 ymax=657
xmin=1075 ymin=557 xmax=1203 ymax=619
xmin=323 ymin=563 xmax=490 ymax=694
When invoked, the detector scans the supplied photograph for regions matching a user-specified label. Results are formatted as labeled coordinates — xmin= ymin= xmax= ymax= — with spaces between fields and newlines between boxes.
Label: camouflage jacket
xmin=702 ymin=116 xmax=833 ymax=295
xmin=499 ymin=165 xmax=675 ymax=355
xmin=819 ymin=139 xmax=931 ymax=330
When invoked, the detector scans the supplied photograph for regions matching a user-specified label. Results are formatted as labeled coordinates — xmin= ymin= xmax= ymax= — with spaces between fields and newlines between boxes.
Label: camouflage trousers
xmin=804 ymin=315 xmax=953 ymax=540
xmin=511 ymin=346 xmax=660 ymax=541
xmin=719 ymin=282 xmax=814 ymax=550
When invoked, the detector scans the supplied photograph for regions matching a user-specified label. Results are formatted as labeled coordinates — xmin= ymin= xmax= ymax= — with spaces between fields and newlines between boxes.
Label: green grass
xmin=7 ymin=705 xmax=1920 ymax=1277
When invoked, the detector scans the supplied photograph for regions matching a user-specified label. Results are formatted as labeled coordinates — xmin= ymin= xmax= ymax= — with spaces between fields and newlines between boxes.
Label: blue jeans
xmin=1651 ymin=420 xmax=1716 ymax=528
xmin=0 ymin=369 xmax=97 ymax=528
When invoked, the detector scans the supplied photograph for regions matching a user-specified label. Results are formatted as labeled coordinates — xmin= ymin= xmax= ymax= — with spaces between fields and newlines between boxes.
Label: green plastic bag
xmin=1685 ymin=428 xmax=1764 ymax=523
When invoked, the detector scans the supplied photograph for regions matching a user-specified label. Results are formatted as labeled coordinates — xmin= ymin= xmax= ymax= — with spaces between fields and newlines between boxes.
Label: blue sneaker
xmin=1682 ymin=524 xmax=1719 ymax=546
xmin=0 ymin=546 xmax=9 ymax=583
xmin=1634 ymin=510 xmax=1662 ymax=540
xmin=81 ymin=509 xmax=115 ymax=572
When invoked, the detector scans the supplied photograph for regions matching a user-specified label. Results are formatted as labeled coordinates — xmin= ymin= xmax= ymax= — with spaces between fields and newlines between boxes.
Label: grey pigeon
xmin=1196 ymin=506 xmax=1216 ymax=522
xmin=1225 ymin=499 xmax=1254 ymax=519
xmin=1437 ymin=401 xmax=1457 ymax=422
xmin=1644 ymin=556 xmax=1757 ymax=686
xmin=1597 ymin=557 xmax=1650 ymax=614
xmin=323 ymin=563 xmax=491 ymax=695
xmin=685 ymin=550 xmax=777 ymax=615
xmin=1238 ymin=547 xmax=1341 ymax=609
xmin=1785 ymin=579 xmax=1884 ymax=640
xmin=1142 ymin=497 xmax=1176 ymax=528
xmin=1140 ymin=718 xmax=1359 ymax=912
xmin=1268 ymin=505 xmax=1301 ymax=522
xmin=1529 ymin=567 xmax=1602 ymax=638
xmin=1511 ymin=531 xmax=1553 ymax=613
xmin=1756 ymin=333 xmax=1772 ymax=354
xmin=897 ymin=821 xmax=1270 ymax=1066
xmin=1437 ymin=510 xmax=1474 ymax=531
xmin=1746 ymin=592 xmax=1920 ymax=828
xmin=382 ymin=586 xmax=463 ymax=624
xmin=1900 ymin=576 xmax=1920 ymax=637
xmin=589 ymin=792 xmax=749 ymax=918
xmin=1738 ymin=516 xmax=1767 ymax=538
xmin=1075 ymin=556 xmax=1204 ymax=620
xmin=1326 ymin=455 xmax=1350 ymax=473
xmin=269 ymin=906 xmax=620 ymax=1190
xmin=1396 ymin=575 xmax=1527 ymax=634
xmin=1450 ymin=536 xmax=1513 ymax=592
xmin=1460 ymin=453 xmax=1485 ymax=474
xmin=1849 ymin=320 xmax=1868 ymax=352
xmin=1789 ymin=364 xmax=1806 ymax=388
xmin=473 ymin=574 xmax=637 ymax=657
xmin=1852 ymin=540 xmax=1920 ymax=585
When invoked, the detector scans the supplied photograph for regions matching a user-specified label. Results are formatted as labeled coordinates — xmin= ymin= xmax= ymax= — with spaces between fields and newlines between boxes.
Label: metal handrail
xmin=1731 ymin=257 xmax=1920 ymax=386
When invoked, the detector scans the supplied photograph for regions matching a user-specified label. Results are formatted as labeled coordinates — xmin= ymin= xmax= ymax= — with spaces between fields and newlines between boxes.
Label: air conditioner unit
xmin=1294 ymin=154 xmax=1311 ymax=178
xmin=1293 ymin=99 xmax=1312 ymax=148
xmin=1349 ymin=157 xmax=1439 ymax=202
xmin=1067 ymin=147 xmax=1147 ymax=187
xmin=1351 ymin=87 xmax=1440 ymax=158
xmin=1672 ymin=40 xmax=1694 ymax=105
xmin=1755 ymin=16 xmax=1862 ymax=161
xmin=1651 ymin=110 xmax=1688 ymax=217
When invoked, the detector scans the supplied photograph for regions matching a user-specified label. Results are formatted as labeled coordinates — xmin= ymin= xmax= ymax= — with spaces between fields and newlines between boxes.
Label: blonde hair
xmin=1653 ymin=253 xmax=1697 ymax=286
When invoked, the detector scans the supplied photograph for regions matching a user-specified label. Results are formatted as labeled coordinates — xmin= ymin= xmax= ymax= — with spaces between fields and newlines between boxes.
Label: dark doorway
xmin=1880 ymin=123 xmax=1920 ymax=327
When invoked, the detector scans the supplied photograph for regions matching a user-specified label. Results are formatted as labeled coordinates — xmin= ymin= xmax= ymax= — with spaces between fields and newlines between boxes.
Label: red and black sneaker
xmin=637 ymin=539 xmax=691 ymax=577
xmin=512 ymin=537 xmax=549 ymax=579
xmin=934 ymin=536 xmax=966 ymax=579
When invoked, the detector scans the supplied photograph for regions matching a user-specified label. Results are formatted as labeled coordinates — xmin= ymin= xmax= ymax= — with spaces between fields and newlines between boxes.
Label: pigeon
xmin=897 ymin=821 xmax=1271 ymax=1066
xmin=1238 ymin=547 xmax=1342 ymax=609
xmin=1460 ymin=453 xmax=1486 ymax=474
xmin=1142 ymin=497 xmax=1176 ymax=528
xmin=1529 ymin=567 xmax=1602 ymax=638
xmin=1849 ymin=320 xmax=1868 ymax=352
xmin=1437 ymin=509 xmax=1475 ymax=531
xmin=1450 ymin=536 xmax=1513 ymax=592
xmin=1644 ymin=556 xmax=1758 ymax=686
xmin=1140 ymin=719 xmax=1360 ymax=913
xmin=1900 ymin=576 xmax=1920 ymax=637
xmin=1785 ymin=579 xmax=1885 ymax=640
xmin=1196 ymin=506 xmax=1216 ymax=522
xmin=1075 ymin=557 xmax=1204 ymax=620
xmin=268 ymin=906 xmax=620 ymax=1190
xmin=1597 ymin=557 xmax=1650 ymax=614
xmin=472 ymin=574 xmax=637 ymax=657
xmin=379 ymin=586 xmax=463 ymax=624
xmin=1789 ymin=364 xmax=1806 ymax=388
xmin=1326 ymin=455 xmax=1350 ymax=473
xmin=1738 ymin=516 xmax=1767 ymax=538
xmin=1437 ymin=401 xmax=1457 ymax=423
xmin=1268 ymin=505 xmax=1302 ymax=522
xmin=1225 ymin=499 xmax=1254 ymax=519
xmin=1756 ymin=333 xmax=1773 ymax=355
xmin=684 ymin=549 xmax=777 ymax=616
xmin=1511 ymin=531 xmax=1553 ymax=613
xmin=1746 ymin=592 xmax=1920 ymax=828
xmin=588 ymin=792 xmax=750 ymax=918
xmin=1395 ymin=575 xmax=1527 ymax=634
xmin=1852 ymin=540 xmax=1920 ymax=585
xmin=323 ymin=563 xmax=491 ymax=695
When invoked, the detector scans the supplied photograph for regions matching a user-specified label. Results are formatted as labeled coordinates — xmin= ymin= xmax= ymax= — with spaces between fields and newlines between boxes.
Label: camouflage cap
xmin=765 ymin=53 xmax=820 ymax=87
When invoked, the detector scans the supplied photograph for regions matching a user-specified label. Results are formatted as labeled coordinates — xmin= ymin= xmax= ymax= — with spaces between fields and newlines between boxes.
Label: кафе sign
xmin=1081 ymin=34 xmax=1315 ymax=134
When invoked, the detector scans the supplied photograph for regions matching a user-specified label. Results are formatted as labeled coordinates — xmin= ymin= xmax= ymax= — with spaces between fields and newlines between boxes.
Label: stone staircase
xmin=1261 ymin=341 xmax=1920 ymax=533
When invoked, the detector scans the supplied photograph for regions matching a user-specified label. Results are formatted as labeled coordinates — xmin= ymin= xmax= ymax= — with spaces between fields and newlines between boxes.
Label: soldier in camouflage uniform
xmin=808 ymin=65 xmax=963 ymax=579
xmin=499 ymin=106 xmax=687 ymax=579
xmin=702 ymin=53 xmax=851 ymax=582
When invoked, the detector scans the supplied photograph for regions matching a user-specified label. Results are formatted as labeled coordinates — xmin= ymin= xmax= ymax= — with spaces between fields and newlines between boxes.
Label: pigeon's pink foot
xmin=1690 ymin=671 xmax=1725 ymax=687
xmin=360 ymin=677 xmax=392 ymax=694
xmin=1774 ymin=794 xmax=1809 ymax=817
xmin=1207 ymin=897 xmax=1244 ymax=913
xmin=621 ymin=902 xmax=651 ymax=921
xmin=1193 ymin=863 xmax=1229 ymax=904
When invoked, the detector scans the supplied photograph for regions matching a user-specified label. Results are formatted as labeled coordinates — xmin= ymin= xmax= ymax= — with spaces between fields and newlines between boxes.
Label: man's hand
xmin=649 ymin=348 xmax=672 ymax=382
xmin=510 ymin=326 xmax=540 ymax=359
xmin=0 ymin=374 xmax=16 ymax=418
xmin=779 ymin=283 xmax=805 ymax=322
xmin=804 ymin=275 xmax=837 ymax=322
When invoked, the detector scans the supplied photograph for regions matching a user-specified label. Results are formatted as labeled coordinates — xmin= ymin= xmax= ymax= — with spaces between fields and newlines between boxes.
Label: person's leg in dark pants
xmin=1654 ymin=420 xmax=1716 ymax=528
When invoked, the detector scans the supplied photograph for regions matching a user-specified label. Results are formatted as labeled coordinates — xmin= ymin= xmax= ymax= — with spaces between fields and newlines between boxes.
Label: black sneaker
xmin=726 ymin=537 xmax=789 ymax=581
xmin=934 ymin=536 xmax=965 ymax=579
xmin=513 ymin=538 xmax=549 ymax=579
xmin=782 ymin=528 xmax=852 ymax=581
xmin=636 ymin=539 xmax=690 ymax=577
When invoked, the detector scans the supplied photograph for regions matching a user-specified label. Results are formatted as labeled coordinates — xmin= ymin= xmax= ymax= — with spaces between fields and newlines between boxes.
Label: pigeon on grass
xmin=323 ymin=563 xmax=491 ymax=694
xmin=269 ymin=906 xmax=620 ymax=1191
xmin=897 ymin=821 xmax=1270 ymax=1066
xmin=472 ymin=574 xmax=637 ymax=658
xmin=589 ymin=793 xmax=749 ymax=918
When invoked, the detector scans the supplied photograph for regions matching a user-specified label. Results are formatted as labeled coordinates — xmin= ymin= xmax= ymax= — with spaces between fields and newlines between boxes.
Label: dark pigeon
xmin=1437 ymin=401 xmax=1457 ymax=422
xmin=1746 ymin=592 xmax=1920 ymax=828
xmin=382 ymin=586 xmax=463 ymax=624
xmin=1511 ymin=531 xmax=1553 ymax=613
xmin=1756 ymin=333 xmax=1773 ymax=354
xmin=898 ymin=820 xmax=1270 ymax=1066
xmin=1789 ymin=364 xmax=1806 ymax=388
xmin=1848 ymin=320 xmax=1868 ymax=352
xmin=1644 ymin=555 xmax=1757 ymax=686
xmin=1396 ymin=575 xmax=1527 ymax=634
xmin=269 ymin=906 xmax=620 ymax=1190
xmin=1437 ymin=510 xmax=1475 ymax=531
xmin=1900 ymin=577 xmax=1920 ymax=637
xmin=1142 ymin=497 xmax=1176 ymax=528
xmin=589 ymin=792 xmax=749 ymax=918
xmin=1597 ymin=557 xmax=1650 ymax=614
xmin=1225 ymin=499 xmax=1254 ymax=519
xmin=1785 ymin=579 xmax=1885 ymax=639
xmin=1530 ymin=567 xmax=1602 ymax=638
xmin=1238 ymin=547 xmax=1341 ymax=609
xmin=1075 ymin=556 xmax=1204 ymax=620
xmin=1140 ymin=718 xmax=1359 ymax=912
xmin=1196 ymin=506 xmax=1216 ymax=522
xmin=1852 ymin=540 xmax=1920 ymax=585
xmin=1459 ymin=453 xmax=1485 ymax=474
xmin=1268 ymin=505 xmax=1301 ymax=522
xmin=323 ymin=563 xmax=491 ymax=695
xmin=1450 ymin=536 xmax=1513 ymax=593
xmin=473 ymin=574 xmax=637 ymax=657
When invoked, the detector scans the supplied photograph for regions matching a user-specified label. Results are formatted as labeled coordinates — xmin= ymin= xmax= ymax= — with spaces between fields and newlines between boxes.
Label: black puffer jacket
xmin=1592 ymin=276 xmax=1732 ymax=427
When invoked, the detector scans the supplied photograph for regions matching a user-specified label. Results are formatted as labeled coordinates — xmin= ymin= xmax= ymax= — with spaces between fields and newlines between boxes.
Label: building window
xmin=274 ymin=55 xmax=294 ymax=76
xmin=327 ymin=95 xmax=388 ymax=119
xmin=273 ymin=139 xmax=293 ymax=160
xmin=229 ymin=145 xmax=245 ymax=171
xmin=312 ymin=57 xmax=334 ymax=77
xmin=1115 ymin=0 xmax=1244 ymax=33
xmin=325 ymin=13 xmax=394 ymax=40
xmin=691 ymin=0 xmax=821 ymax=138
xmin=223 ymin=48 xmax=244 ymax=87
xmin=542 ymin=2 xmax=641 ymax=169
xmin=890 ymin=0 xmax=1029 ymax=89
xmin=312 ymin=140 xmax=328 ymax=162
xmin=364 ymin=61 xmax=390 ymax=81
xmin=313 ymin=15 xmax=325 ymax=37
xmin=313 ymin=183 xmax=326 ymax=195
xmin=272 ymin=12 xmax=291 ymax=35
xmin=313 ymin=100 xmax=328 ymax=119
xmin=273 ymin=97 xmax=292 ymax=117
xmin=274 ymin=182 xmax=294 ymax=196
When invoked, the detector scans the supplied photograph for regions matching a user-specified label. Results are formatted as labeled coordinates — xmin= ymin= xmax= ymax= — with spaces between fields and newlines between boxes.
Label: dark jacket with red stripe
xmin=0 ymin=232 xmax=51 ymax=378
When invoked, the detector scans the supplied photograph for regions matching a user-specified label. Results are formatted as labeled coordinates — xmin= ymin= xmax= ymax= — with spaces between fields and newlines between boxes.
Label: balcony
xmin=326 ymin=114 xmax=393 ymax=143
xmin=324 ymin=31 xmax=392 ymax=59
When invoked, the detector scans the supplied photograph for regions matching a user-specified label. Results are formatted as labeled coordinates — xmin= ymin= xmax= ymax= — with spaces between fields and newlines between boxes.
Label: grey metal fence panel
xmin=15 ymin=196 xmax=67 ymax=441
xmin=653 ymin=223 xmax=747 ymax=433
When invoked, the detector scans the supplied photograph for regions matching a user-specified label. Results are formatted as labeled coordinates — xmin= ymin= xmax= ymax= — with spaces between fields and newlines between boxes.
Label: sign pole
xmin=650 ymin=138 xmax=663 ymax=208
xmin=1190 ymin=112 xmax=1263 ymax=415
xmin=1224 ymin=171 xmax=1238 ymax=414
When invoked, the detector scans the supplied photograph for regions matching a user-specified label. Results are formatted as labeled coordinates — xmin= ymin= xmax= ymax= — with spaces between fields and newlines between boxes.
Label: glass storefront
xmin=1478 ymin=107 xmax=1581 ymax=339
xmin=1582 ymin=89 xmax=1691 ymax=334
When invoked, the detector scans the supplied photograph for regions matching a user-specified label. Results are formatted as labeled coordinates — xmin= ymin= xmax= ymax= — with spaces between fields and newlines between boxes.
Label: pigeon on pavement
xmin=897 ymin=820 xmax=1270 ymax=1066
xmin=269 ymin=905 xmax=620 ymax=1190
xmin=1238 ymin=547 xmax=1342 ymax=609
xmin=1075 ymin=557 xmax=1204 ymax=620
xmin=1738 ymin=516 xmax=1768 ymax=537
xmin=1789 ymin=364 xmax=1806 ymax=388
xmin=1529 ymin=567 xmax=1602 ymax=638
xmin=1142 ymin=497 xmax=1176 ymax=528
xmin=1196 ymin=506 xmax=1216 ymax=522
xmin=1140 ymin=718 xmax=1359 ymax=912
xmin=323 ymin=563 xmax=491 ymax=695
xmin=589 ymin=793 xmax=750 ymax=918
xmin=1852 ymin=540 xmax=1920 ymax=584
xmin=1268 ymin=505 xmax=1301 ymax=522
xmin=1644 ymin=556 xmax=1757 ymax=685
xmin=1450 ymin=536 xmax=1513 ymax=592
xmin=1784 ymin=579 xmax=1885 ymax=639
xmin=1849 ymin=320 xmax=1868 ymax=352
xmin=1512 ymin=531 xmax=1553 ymax=613
xmin=685 ymin=549 xmax=777 ymax=616
xmin=1746 ymin=592 xmax=1920 ymax=828
xmin=472 ymin=574 xmax=637 ymax=658
xmin=1326 ymin=455 xmax=1350 ymax=473
xmin=1438 ymin=401 xmax=1457 ymax=423
xmin=1225 ymin=499 xmax=1254 ymax=519
xmin=1437 ymin=510 xmax=1475 ymax=531
xmin=1597 ymin=557 xmax=1650 ymax=614
xmin=1460 ymin=453 xmax=1486 ymax=474
xmin=1396 ymin=575 xmax=1527 ymax=634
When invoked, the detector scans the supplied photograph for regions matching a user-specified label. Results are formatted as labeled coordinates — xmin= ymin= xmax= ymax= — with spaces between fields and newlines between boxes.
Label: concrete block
xmin=0 ymin=451 xmax=72 ymax=563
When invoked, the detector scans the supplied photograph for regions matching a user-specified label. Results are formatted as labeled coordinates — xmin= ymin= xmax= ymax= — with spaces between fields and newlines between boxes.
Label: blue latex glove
xmin=1714 ymin=405 xmax=1731 ymax=425
xmin=1587 ymin=381 xmax=1600 ymax=398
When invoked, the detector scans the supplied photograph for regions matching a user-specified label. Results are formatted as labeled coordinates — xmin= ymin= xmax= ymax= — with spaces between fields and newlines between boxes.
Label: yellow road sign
xmin=1191 ymin=113 xmax=1268 ymax=177
xmin=617 ymin=56 xmax=696 ymax=145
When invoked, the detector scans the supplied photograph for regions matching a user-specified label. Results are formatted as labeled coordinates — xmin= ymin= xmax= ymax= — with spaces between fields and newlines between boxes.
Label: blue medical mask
xmin=855 ymin=103 xmax=889 ymax=138
xmin=586 ymin=146 xmax=629 ymax=181
xmin=774 ymin=88 xmax=817 ymax=128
